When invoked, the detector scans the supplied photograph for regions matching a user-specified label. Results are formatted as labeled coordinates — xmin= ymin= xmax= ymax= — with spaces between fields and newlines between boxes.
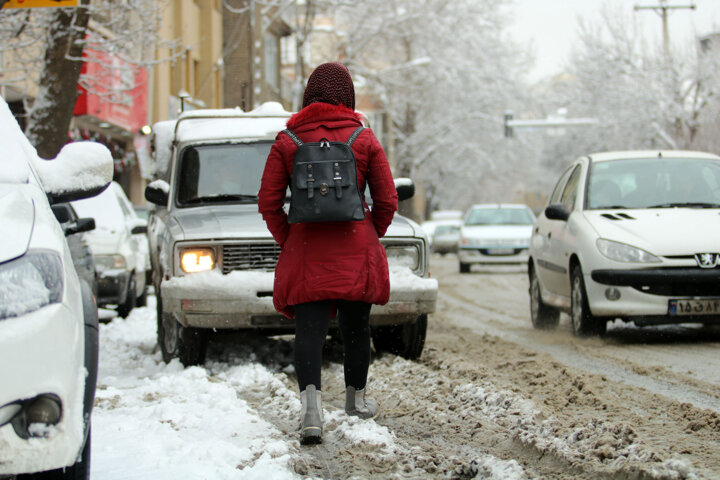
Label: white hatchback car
xmin=72 ymin=181 xmax=149 ymax=318
xmin=529 ymin=150 xmax=720 ymax=336
xmin=0 ymin=98 xmax=112 ymax=478
xmin=457 ymin=204 xmax=536 ymax=272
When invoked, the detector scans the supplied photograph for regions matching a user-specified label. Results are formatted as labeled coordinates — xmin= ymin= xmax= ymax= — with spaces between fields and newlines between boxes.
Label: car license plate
xmin=669 ymin=298 xmax=720 ymax=316
xmin=487 ymin=248 xmax=514 ymax=255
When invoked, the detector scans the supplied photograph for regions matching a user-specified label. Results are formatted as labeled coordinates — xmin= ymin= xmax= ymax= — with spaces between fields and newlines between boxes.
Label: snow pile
xmin=453 ymin=383 xmax=699 ymax=479
xmin=33 ymin=141 xmax=113 ymax=196
xmin=150 ymin=120 xmax=176 ymax=178
xmin=388 ymin=266 xmax=438 ymax=293
xmin=92 ymin=303 xmax=299 ymax=480
xmin=327 ymin=410 xmax=396 ymax=450
xmin=161 ymin=270 xmax=274 ymax=296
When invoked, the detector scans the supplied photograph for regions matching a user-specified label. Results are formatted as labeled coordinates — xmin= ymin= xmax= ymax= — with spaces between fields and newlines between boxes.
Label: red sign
xmin=74 ymin=48 xmax=148 ymax=133
xmin=2 ymin=0 xmax=79 ymax=8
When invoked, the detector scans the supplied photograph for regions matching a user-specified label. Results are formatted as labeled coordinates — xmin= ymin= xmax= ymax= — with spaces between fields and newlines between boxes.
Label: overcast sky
xmin=508 ymin=0 xmax=720 ymax=81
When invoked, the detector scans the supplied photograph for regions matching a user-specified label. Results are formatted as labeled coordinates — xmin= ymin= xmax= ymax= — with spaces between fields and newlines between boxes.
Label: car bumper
xmin=0 ymin=304 xmax=86 ymax=475
xmin=586 ymin=268 xmax=720 ymax=324
xmin=432 ymin=240 xmax=458 ymax=254
xmin=160 ymin=270 xmax=438 ymax=329
xmin=96 ymin=269 xmax=131 ymax=306
xmin=458 ymin=247 xmax=529 ymax=264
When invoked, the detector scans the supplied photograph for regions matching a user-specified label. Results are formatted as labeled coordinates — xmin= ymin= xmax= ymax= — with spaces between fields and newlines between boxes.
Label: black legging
xmin=294 ymin=300 xmax=372 ymax=391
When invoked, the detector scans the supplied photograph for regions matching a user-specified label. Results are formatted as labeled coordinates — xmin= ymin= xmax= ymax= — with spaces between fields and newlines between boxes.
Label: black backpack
xmin=284 ymin=126 xmax=366 ymax=224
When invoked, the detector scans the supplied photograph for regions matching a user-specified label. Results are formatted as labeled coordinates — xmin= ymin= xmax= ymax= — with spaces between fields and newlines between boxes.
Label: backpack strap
xmin=346 ymin=126 xmax=365 ymax=146
xmin=282 ymin=129 xmax=303 ymax=146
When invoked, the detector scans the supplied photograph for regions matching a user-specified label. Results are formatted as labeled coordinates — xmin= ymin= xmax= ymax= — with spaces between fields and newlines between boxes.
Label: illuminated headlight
xmin=596 ymin=239 xmax=661 ymax=263
xmin=94 ymin=254 xmax=127 ymax=271
xmin=385 ymin=245 xmax=420 ymax=271
xmin=0 ymin=251 xmax=64 ymax=320
xmin=180 ymin=247 xmax=216 ymax=273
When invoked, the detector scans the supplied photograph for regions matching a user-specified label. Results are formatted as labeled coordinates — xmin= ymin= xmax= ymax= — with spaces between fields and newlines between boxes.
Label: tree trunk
xmin=26 ymin=1 xmax=90 ymax=159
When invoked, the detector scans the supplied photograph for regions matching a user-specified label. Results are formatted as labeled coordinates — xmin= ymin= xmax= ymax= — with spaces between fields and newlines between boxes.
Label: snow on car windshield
xmin=587 ymin=157 xmax=720 ymax=210
xmin=465 ymin=208 xmax=534 ymax=226
xmin=176 ymin=142 xmax=272 ymax=206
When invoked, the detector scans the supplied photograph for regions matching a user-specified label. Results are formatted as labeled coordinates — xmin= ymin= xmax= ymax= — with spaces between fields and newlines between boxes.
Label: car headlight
xmin=385 ymin=245 xmax=420 ymax=271
xmin=94 ymin=254 xmax=127 ymax=272
xmin=0 ymin=251 xmax=64 ymax=320
xmin=180 ymin=247 xmax=216 ymax=273
xmin=596 ymin=239 xmax=661 ymax=263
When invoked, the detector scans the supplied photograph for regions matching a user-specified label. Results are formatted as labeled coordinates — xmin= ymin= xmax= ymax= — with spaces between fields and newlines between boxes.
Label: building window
xmin=264 ymin=33 xmax=279 ymax=91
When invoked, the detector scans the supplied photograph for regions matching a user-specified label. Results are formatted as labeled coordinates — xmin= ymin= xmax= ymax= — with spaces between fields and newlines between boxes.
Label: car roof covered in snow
xmin=173 ymin=102 xmax=292 ymax=144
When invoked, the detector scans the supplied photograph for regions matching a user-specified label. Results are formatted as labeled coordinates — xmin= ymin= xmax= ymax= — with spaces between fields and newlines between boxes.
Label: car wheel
xmin=371 ymin=314 xmax=427 ymax=360
xmin=459 ymin=262 xmax=471 ymax=274
xmin=21 ymin=427 xmax=91 ymax=480
xmin=136 ymin=284 xmax=148 ymax=307
xmin=117 ymin=277 xmax=136 ymax=318
xmin=570 ymin=265 xmax=607 ymax=336
xmin=156 ymin=294 xmax=207 ymax=366
xmin=529 ymin=267 xmax=560 ymax=329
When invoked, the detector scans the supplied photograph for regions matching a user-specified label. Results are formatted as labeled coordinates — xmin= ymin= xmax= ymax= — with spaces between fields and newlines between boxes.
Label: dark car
xmin=51 ymin=202 xmax=99 ymax=298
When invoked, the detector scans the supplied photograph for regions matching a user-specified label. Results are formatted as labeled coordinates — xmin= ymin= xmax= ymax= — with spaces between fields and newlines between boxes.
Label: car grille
xmin=592 ymin=268 xmax=720 ymax=297
xmin=222 ymin=243 xmax=281 ymax=273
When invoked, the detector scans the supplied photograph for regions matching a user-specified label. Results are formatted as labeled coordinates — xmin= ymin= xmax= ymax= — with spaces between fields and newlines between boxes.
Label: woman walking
xmin=258 ymin=62 xmax=398 ymax=445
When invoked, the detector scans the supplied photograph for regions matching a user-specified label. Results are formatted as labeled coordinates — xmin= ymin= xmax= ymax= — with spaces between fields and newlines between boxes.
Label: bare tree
xmin=0 ymin=1 xmax=174 ymax=158
xmin=332 ymin=0 xmax=536 ymax=213
xmin=546 ymin=4 xmax=720 ymax=165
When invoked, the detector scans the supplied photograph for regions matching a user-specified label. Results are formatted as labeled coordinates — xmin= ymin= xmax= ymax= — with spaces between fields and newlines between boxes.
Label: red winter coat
xmin=258 ymin=103 xmax=398 ymax=318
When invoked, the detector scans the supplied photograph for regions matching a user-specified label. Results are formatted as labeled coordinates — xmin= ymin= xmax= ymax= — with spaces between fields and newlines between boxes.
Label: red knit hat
xmin=302 ymin=62 xmax=355 ymax=110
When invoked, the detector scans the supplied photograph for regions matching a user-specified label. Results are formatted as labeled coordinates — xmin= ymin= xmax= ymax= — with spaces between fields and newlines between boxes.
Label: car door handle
xmin=547 ymin=232 xmax=552 ymax=240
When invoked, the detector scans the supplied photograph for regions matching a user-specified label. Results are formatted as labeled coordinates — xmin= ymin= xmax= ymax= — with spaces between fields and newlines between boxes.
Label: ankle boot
xmin=345 ymin=386 xmax=378 ymax=419
xmin=299 ymin=385 xmax=323 ymax=444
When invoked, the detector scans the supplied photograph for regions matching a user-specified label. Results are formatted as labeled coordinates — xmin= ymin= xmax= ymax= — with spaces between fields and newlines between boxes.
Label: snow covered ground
xmin=91 ymin=297 xmax=528 ymax=479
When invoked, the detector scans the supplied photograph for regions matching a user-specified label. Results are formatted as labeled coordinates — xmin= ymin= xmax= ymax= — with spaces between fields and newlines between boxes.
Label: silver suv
xmin=144 ymin=103 xmax=437 ymax=366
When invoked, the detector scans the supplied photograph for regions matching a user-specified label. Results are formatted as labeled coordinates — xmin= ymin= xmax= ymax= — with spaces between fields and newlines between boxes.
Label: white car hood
xmin=172 ymin=204 xmax=424 ymax=241
xmin=172 ymin=204 xmax=272 ymax=241
xmin=0 ymin=186 xmax=34 ymax=263
xmin=585 ymin=209 xmax=720 ymax=255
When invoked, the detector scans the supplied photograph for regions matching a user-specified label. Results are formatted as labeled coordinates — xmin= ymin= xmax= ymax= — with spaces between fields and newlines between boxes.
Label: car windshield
xmin=586 ymin=157 xmax=720 ymax=210
xmin=72 ymin=185 xmax=125 ymax=231
xmin=435 ymin=225 xmax=459 ymax=235
xmin=176 ymin=142 xmax=272 ymax=206
xmin=465 ymin=208 xmax=534 ymax=226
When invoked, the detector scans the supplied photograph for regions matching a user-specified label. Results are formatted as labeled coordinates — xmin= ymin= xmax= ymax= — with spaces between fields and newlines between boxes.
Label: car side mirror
xmin=394 ymin=178 xmax=415 ymax=202
xmin=129 ymin=217 xmax=148 ymax=235
xmin=34 ymin=142 xmax=114 ymax=204
xmin=66 ymin=217 xmax=96 ymax=236
xmin=51 ymin=203 xmax=73 ymax=224
xmin=145 ymin=180 xmax=170 ymax=206
xmin=544 ymin=203 xmax=571 ymax=221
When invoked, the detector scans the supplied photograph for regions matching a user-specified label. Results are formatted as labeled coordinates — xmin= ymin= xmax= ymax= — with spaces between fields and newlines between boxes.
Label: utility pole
xmin=634 ymin=0 xmax=696 ymax=58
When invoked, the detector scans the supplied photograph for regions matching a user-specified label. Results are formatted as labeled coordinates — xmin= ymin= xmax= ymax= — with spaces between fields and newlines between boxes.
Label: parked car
xmin=431 ymin=223 xmax=461 ymax=254
xmin=420 ymin=209 xmax=463 ymax=245
xmin=72 ymin=181 xmax=149 ymax=317
xmin=144 ymin=102 xmax=438 ymax=366
xmin=50 ymin=202 xmax=99 ymax=297
xmin=457 ymin=203 xmax=536 ymax=272
xmin=528 ymin=150 xmax=720 ymax=336
xmin=0 ymin=97 xmax=112 ymax=478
